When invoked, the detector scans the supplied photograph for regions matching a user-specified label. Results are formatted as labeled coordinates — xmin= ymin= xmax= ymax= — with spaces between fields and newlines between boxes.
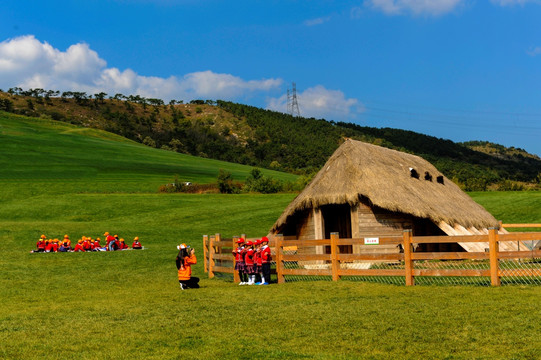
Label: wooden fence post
xmin=203 ymin=235 xmax=208 ymax=273
xmin=330 ymin=232 xmax=340 ymax=281
xmin=275 ymin=234 xmax=284 ymax=284
xmin=233 ymin=236 xmax=240 ymax=283
xmin=209 ymin=235 xmax=215 ymax=279
xmin=489 ymin=227 xmax=500 ymax=286
xmin=403 ymin=230 xmax=414 ymax=286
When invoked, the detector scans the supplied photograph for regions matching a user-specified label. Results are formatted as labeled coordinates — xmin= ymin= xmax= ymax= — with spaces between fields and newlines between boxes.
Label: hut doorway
xmin=321 ymin=204 xmax=353 ymax=254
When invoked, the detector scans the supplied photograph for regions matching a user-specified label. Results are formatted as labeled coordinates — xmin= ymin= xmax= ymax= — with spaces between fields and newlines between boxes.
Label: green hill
xmin=1 ymin=88 xmax=540 ymax=191
xmin=0 ymin=111 xmax=297 ymax=197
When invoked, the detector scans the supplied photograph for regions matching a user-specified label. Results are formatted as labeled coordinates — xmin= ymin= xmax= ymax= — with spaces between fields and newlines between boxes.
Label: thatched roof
xmin=271 ymin=139 xmax=498 ymax=232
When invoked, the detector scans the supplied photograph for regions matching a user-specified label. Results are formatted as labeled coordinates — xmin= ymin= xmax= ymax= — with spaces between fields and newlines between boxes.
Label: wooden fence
xmin=203 ymin=226 xmax=541 ymax=286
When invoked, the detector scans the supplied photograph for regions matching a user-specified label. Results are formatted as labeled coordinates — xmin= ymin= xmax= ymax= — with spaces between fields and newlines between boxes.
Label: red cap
xmin=246 ymin=241 xmax=253 ymax=246
xmin=261 ymin=236 xmax=269 ymax=243
xmin=236 ymin=239 xmax=244 ymax=244
xmin=255 ymin=239 xmax=262 ymax=245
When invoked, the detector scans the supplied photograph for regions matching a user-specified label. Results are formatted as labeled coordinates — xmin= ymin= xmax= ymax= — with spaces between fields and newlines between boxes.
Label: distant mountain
xmin=1 ymin=89 xmax=540 ymax=191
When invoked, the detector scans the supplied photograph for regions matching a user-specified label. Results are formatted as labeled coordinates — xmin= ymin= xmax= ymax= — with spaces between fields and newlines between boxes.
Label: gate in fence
xmin=203 ymin=225 xmax=541 ymax=286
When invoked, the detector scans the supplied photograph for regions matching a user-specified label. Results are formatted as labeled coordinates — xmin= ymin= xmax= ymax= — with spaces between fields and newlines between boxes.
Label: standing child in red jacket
xmin=254 ymin=239 xmax=264 ymax=285
xmin=244 ymin=241 xmax=256 ymax=285
xmin=233 ymin=238 xmax=247 ymax=285
xmin=260 ymin=236 xmax=272 ymax=285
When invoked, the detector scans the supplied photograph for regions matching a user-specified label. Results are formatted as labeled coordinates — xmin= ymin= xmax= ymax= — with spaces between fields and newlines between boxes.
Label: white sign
xmin=364 ymin=237 xmax=379 ymax=245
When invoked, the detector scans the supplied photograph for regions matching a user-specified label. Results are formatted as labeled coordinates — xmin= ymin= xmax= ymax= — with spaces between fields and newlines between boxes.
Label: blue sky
xmin=1 ymin=0 xmax=541 ymax=155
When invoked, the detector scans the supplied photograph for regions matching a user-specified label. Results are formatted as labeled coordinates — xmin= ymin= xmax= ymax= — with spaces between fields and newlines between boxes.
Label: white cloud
xmin=266 ymin=85 xmax=364 ymax=121
xmin=364 ymin=0 xmax=465 ymax=16
xmin=526 ymin=46 xmax=541 ymax=56
xmin=0 ymin=35 xmax=282 ymax=101
xmin=304 ymin=16 xmax=332 ymax=26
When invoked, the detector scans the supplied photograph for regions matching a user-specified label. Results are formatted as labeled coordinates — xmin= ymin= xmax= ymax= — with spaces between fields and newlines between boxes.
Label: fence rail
xmin=203 ymin=227 xmax=541 ymax=286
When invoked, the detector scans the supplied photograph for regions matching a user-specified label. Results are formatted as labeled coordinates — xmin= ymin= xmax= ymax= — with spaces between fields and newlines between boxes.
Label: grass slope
xmin=1 ymin=112 xmax=541 ymax=359
xmin=0 ymin=111 xmax=297 ymax=195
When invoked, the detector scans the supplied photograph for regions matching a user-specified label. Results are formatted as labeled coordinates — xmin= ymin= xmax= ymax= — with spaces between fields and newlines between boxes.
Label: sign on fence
xmin=364 ymin=237 xmax=379 ymax=245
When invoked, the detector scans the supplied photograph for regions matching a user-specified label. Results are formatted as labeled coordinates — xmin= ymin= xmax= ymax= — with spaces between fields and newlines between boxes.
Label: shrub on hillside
xmin=217 ymin=169 xmax=242 ymax=194
xmin=244 ymin=168 xmax=283 ymax=194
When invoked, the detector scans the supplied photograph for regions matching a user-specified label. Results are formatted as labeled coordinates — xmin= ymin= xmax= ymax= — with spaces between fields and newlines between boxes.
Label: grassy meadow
xmin=1 ymin=111 xmax=541 ymax=359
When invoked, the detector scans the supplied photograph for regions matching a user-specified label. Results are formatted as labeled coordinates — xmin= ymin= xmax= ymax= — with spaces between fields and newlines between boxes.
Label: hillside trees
xmin=1 ymin=88 xmax=540 ymax=189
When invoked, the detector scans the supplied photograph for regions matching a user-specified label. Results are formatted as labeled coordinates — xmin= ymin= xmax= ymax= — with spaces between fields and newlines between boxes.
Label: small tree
xmin=217 ymin=169 xmax=234 ymax=194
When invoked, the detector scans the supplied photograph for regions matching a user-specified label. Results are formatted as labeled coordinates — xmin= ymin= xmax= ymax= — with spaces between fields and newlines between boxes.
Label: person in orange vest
xmin=73 ymin=239 xmax=85 ymax=252
xmin=132 ymin=237 xmax=142 ymax=249
xmin=176 ymin=244 xmax=199 ymax=290
xmin=119 ymin=238 xmax=129 ymax=250
xmin=59 ymin=235 xmax=71 ymax=252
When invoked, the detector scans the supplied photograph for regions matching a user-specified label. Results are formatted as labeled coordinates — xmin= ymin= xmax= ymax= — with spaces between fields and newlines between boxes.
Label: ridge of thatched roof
xmin=271 ymin=139 xmax=498 ymax=232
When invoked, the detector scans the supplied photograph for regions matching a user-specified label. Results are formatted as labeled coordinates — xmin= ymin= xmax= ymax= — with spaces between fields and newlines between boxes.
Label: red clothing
xmin=37 ymin=240 xmax=45 ymax=250
xmin=82 ymin=241 xmax=92 ymax=251
xmin=132 ymin=241 xmax=142 ymax=249
xmin=51 ymin=243 xmax=58 ymax=252
xmin=73 ymin=244 xmax=85 ymax=252
xmin=120 ymin=242 xmax=129 ymax=249
xmin=254 ymin=249 xmax=263 ymax=266
xmin=244 ymin=248 xmax=255 ymax=266
xmin=261 ymin=245 xmax=272 ymax=263
xmin=233 ymin=246 xmax=244 ymax=262
xmin=45 ymin=243 xmax=53 ymax=252
xmin=177 ymin=254 xmax=197 ymax=280
xmin=105 ymin=235 xmax=115 ymax=247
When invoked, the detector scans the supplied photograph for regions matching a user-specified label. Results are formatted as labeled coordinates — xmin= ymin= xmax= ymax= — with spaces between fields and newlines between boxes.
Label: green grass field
xmin=2 ymin=112 xmax=541 ymax=359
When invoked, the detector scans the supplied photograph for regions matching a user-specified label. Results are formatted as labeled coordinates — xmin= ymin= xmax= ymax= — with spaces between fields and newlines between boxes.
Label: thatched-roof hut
xmin=270 ymin=139 xmax=521 ymax=252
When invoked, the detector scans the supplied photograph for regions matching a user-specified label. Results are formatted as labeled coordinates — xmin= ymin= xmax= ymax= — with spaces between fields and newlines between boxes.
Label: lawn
xmin=1 ymin=112 xmax=541 ymax=359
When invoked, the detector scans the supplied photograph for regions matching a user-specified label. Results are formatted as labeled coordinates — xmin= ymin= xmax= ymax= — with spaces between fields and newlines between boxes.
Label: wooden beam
xmin=403 ymin=230 xmax=414 ymax=286
xmin=489 ymin=228 xmax=500 ymax=286
xmin=202 ymin=235 xmax=208 ymax=273
xmin=276 ymin=234 xmax=284 ymax=284
xmin=331 ymin=232 xmax=340 ymax=281
xmin=208 ymin=235 xmax=215 ymax=279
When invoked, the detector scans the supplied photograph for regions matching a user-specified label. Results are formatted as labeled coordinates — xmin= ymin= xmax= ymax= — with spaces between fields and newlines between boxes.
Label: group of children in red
xmin=233 ymin=236 xmax=272 ymax=285
xmin=31 ymin=232 xmax=143 ymax=253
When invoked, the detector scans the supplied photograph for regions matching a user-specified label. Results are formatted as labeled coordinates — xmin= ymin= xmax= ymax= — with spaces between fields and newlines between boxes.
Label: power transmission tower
xmin=286 ymin=82 xmax=301 ymax=117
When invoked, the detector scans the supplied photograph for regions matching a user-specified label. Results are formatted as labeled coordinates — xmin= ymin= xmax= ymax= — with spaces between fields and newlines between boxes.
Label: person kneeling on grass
xmin=176 ymin=244 xmax=199 ymax=290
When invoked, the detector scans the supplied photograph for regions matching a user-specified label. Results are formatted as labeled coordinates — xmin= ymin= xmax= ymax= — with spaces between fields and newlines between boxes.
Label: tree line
xmin=1 ymin=88 xmax=540 ymax=191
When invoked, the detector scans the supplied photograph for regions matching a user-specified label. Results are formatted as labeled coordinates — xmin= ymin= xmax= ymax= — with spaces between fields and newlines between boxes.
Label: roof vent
xmin=409 ymin=168 xmax=419 ymax=179
xmin=424 ymin=172 xmax=432 ymax=181
xmin=437 ymin=176 xmax=444 ymax=184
